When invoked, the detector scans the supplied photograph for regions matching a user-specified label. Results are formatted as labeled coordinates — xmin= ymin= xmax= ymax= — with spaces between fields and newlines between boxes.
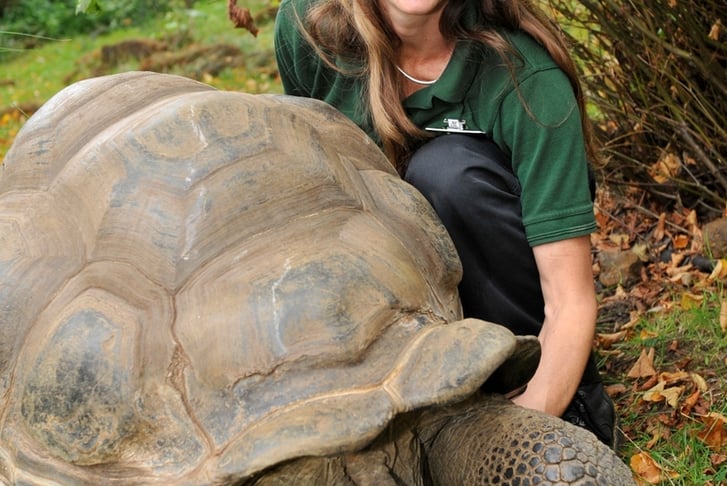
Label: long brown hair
xmin=302 ymin=0 xmax=597 ymax=174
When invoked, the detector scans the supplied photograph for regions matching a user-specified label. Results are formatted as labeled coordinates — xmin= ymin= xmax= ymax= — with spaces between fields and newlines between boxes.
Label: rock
xmin=703 ymin=217 xmax=727 ymax=258
xmin=598 ymin=248 xmax=643 ymax=288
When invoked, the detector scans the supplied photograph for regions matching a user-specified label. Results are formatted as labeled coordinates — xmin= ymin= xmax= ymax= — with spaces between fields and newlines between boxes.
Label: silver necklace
xmin=395 ymin=65 xmax=438 ymax=85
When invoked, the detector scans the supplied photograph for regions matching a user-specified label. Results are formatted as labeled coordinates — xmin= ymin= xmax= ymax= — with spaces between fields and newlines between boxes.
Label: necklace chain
xmin=395 ymin=65 xmax=438 ymax=85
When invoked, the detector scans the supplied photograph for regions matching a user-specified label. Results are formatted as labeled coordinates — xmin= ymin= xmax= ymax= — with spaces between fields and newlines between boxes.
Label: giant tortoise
xmin=0 ymin=72 xmax=635 ymax=485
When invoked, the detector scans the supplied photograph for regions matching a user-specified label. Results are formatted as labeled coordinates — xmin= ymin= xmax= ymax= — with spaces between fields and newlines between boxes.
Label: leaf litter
xmin=592 ymin=186 xmax=726 ymax=484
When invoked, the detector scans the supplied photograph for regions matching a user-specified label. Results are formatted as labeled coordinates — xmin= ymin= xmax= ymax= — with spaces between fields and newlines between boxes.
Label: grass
xmin=602 ymin=290 xmax=727 ymax=484
xmin=0 ymin=0 xmax=282 ymax=161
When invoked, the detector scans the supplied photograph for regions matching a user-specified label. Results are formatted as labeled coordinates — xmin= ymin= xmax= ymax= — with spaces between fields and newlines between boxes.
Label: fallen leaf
xmin=632 ymin=242 xmax=650 ymax=262
xmin=630 ymin=452 xmax=662 ymax=484
xmin=640 ymin=329 xmax=659 ymax=340
xmin=690 ymin=372 xmax=708 ymax=392
xmin=709 ymin=259 xmax=727 ymax=281
xmin=643 ymin=381 xmax=683 ymax=408
xmin=650 ymin=152 xmax=681 ymax=183
xmin=609 ymin=233 xmax=630 ymax=247
xmin=637 ymin=374 xmax=659 ymax=391
xmin=645 ymin=421 xmax=671 ymax=449
xmin=720 ymin=299 xmax=727 ymax=334
xmin=709 ymin=21 xmax=722 ymax=41
xmin=597 ymin=330 xmax=628 ymax=348
xmin=628 ymin=348 xmax=657 ymax=378
xmin=674 ymin=356 xmax=692 ymax=370
xmin=605 ymin=383 xmax=628 ymax=396
xmin=710 ymin=453 xmax=727 ymax=466
xmin=631 ymin=451 xmax=679 ymax=484
xmin=680 ymin=291 xmax=703 ymax=310
xmin=683 ymin=209 xmax=698 ymax=230
xmin=653 ymin=213 xmax=666 ymax=241
xmin=662 ymin=386 xmax=684 ymax=408
xmin=680 ymin=389 xmax=700 ymax=416
xmin=673 ymin=234 xmax=690 ymax=249
xmin=594 ymin=211 xmax=610 ymax=230
xmin=697 ymin=413 xmax=727 ymax=452
xmin=659 ymin=370 xmax=690 ymax=385
xmin=227 ymin=0 xmax=259 ymax=36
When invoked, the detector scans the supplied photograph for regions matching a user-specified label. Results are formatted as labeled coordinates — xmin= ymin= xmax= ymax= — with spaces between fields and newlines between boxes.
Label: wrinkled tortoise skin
xmin=0 ymin=72 xmax=635 ymax=485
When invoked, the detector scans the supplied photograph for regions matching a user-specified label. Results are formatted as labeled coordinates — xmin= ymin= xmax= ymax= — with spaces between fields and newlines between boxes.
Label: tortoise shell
xmin=0 ymin=72 xmax=517 ymax=484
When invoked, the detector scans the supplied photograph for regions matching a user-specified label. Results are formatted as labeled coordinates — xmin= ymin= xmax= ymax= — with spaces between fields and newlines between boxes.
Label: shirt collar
xmin=403 ymin=40 xmax=479 ymax=110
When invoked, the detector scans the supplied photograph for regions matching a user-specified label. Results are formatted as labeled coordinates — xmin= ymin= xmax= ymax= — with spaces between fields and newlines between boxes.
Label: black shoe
xmin=562 ymin=381 xmax=620 ymax=450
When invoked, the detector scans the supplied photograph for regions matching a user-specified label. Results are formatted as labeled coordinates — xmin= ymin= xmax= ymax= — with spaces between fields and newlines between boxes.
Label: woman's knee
xmin=404 ymin=134 xmax=521 ymax=221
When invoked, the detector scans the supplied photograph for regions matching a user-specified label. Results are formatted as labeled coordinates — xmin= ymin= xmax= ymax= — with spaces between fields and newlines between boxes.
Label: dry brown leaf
xmin=597 ymin=330 xmax=628 ymax=348
xmin=697 ymin=413 xmax=727 ymax=452
xmin=630 ymin=452 xmax=662 ymax=484
xmin=227 ymin=0 xmax=259 ymax=36
xmin=710 ymin=453 xmax=727 ymax=467
xmin=628 ymin=348 xmax=657 ymax=378
xmin=720 ymin=299 xmax=727 ymax=334
xmin=673 ymin=234 xmax=690 ymax=249
xmin=650 ymin=152 xmax=681 ymax=183
xmin=709 ymin=259 xmax=727 ymax=281
xmin=639 ymin=329 xmax=658 ymax=340
xmin=680 ymin=389 xmax=701 ymax=416
xmin=609 ymin=233 xmax=630 ymax=247
xmin=643 ymin=381 xmax=683 ymax=408
xmin=638 ymin=374 xmax=659 ymax=391
xmin=605 ymin=383 xmax=628 ymax=397
xmin=645 ymin=421 xmax=671 ymax=449
xmin=659 ymin=370 xmax=690 ymax=385
xmin=594 ymin=210 xmax=609 ymax=229
xmin=690 ymin=372 xmax=709 ymax=392
xmin=709 ymin=21 xmax=722 ymax=41
xmin=654 ymin=213 xmax=666 ymax=241
xmin=621 ymin=312 xmax=642 ymax=330
xmin=668 ymin=269 xmax=692 ymax=285
xmin=632 ymin=242 xmax=650 ymax=262
xmin=660 ymin=386 xmax=683 ymax=408
xmin=631 ymin=451 xmax=678 ymax=484
xmin=670 ymin=252 xmax=686 ymax=267
xmin=684 ymin=209 xmax=698 ymax=229
xmin=680 ymin=291 xmax=704 ymax=310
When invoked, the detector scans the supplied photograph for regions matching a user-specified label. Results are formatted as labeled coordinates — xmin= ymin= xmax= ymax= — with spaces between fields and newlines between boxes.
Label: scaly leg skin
xmin=247 ymin=453 xmax=402 ymax=486
xmin=422 ymin=393 xmax=636 ymax=486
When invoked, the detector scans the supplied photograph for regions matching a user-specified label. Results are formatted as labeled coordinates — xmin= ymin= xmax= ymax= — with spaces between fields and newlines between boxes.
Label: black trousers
xmin=403 ymin=134 xmax=617 ymax=446
xmin=404 ymin=134 xmax=611 ymax=420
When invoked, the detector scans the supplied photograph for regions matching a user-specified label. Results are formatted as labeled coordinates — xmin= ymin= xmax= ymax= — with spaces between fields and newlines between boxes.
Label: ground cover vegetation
xmin=1 ymin=0 xmax=725 ymax=483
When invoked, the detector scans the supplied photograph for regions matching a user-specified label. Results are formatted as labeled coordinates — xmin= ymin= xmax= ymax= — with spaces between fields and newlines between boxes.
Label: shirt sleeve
xmin=274 ymin=0 xmax=316 ymax=97
xmin=498 ymin=67 xmax=597 ymax=246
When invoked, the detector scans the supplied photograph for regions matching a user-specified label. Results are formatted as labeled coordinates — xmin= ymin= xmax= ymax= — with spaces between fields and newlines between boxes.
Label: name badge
xmin=425 ymin=118 xmax=487 ymax=135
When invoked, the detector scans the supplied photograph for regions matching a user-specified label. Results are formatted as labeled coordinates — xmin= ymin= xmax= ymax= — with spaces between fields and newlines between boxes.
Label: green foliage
xmin=1 ymin=0 xmax=174 ymax=48
xmin=76 ymin=0 xmax=100 ymax=14
xmin=0 ymin=0 xmax=281 ymax=162
xmin=546 ymin=0 xmax=727 ymax=219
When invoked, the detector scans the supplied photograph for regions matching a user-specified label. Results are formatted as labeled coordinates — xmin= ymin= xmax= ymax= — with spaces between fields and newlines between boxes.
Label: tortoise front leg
xmin=421 ymin=393 xmax=635 ymax=485
xmin=248 ymin=452 xmax=404 ymax=486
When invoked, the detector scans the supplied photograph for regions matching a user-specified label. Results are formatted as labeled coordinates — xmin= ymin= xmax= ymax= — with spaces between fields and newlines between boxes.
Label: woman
xmin=274 ymin=0 xmax=617 ymax=447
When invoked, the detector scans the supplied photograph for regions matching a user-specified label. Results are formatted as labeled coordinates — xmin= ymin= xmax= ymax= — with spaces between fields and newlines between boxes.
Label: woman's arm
xmin=512 ymin=235 xmax=597 ymax=416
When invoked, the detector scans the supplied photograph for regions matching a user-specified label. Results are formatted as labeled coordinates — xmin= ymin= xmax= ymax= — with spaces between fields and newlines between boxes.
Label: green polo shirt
xmin=274 ymin=0 xmax=597 ymax=246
